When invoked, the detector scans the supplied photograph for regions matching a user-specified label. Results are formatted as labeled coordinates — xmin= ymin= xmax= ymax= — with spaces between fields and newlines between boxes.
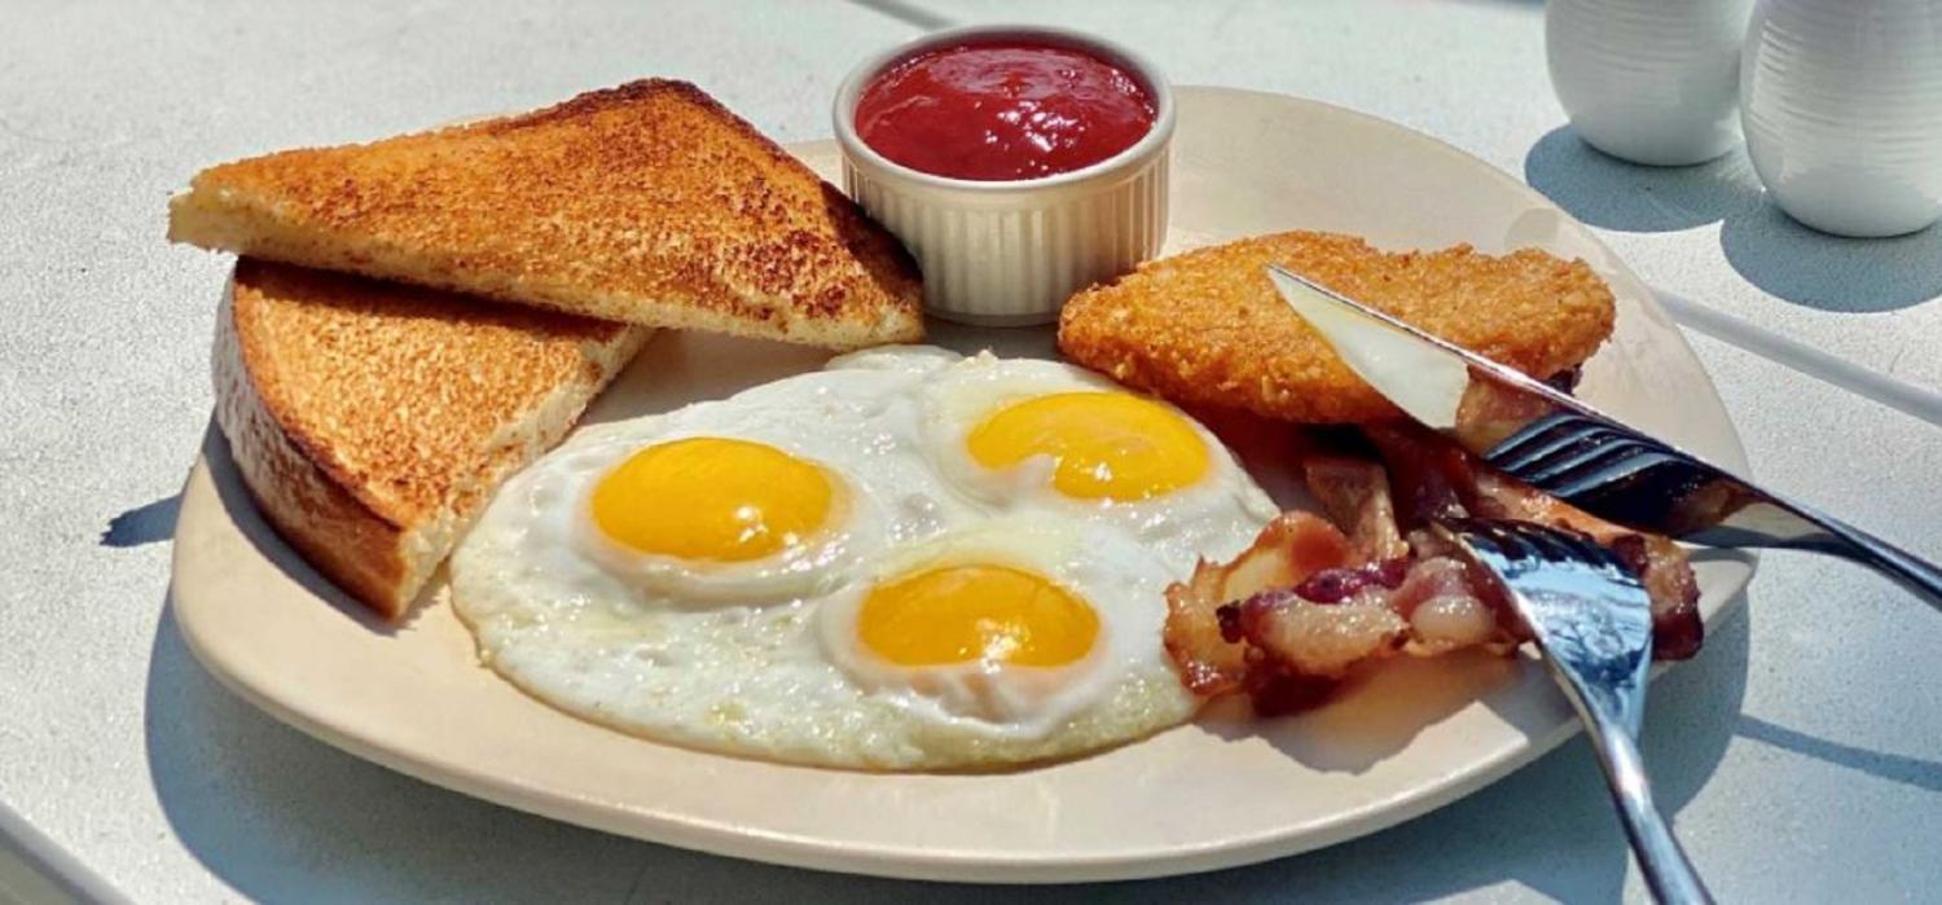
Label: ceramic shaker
xmin=1547 ymin=0 xmax=1756 ymax=166
xmin=1742 ymin=0 xmax=1942 ymax=237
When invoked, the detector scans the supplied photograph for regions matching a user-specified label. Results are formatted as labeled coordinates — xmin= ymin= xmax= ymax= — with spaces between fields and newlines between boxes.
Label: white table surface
xmin=4 ymin=1 xmax=1939 ymax=902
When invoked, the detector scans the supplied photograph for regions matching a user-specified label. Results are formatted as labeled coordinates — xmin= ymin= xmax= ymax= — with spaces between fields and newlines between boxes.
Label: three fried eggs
xmin=450 ymin=348 xmax=1276 ymax=769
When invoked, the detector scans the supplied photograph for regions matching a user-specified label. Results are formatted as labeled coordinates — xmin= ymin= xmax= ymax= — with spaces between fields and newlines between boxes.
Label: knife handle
xmin=1814 ymin=513 xmax=1942 ymax=610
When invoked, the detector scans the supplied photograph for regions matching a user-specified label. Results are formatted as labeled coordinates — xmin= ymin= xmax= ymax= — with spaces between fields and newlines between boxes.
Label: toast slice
xmin=215 ymin=258 xmax=651 ymax=619
xmin=174 ymin=79 xmax=923 ymax=350
xmin=1058 ymin=230 xmax=1615 ymax=424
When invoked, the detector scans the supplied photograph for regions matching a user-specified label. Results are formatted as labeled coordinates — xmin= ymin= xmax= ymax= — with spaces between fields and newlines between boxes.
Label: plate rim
xmin=166 ymin=84 xmax=1754 ymax=884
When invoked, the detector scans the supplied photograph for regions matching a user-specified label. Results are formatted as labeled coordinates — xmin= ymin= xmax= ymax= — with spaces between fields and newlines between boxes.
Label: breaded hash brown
xmin=1057 ymin=231 xmax=1616 ymax=423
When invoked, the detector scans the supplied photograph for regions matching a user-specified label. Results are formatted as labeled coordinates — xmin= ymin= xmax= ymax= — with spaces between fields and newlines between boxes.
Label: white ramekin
xmin=833 ymin=25 xmax=1174 ymax=326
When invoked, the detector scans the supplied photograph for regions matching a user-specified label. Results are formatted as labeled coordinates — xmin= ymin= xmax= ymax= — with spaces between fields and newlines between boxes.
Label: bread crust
xmin=1057 ymin=231 xmax=1616 ymax=424
xmin=213 ymin=260 xmax=649 ymax=619
xmin=171 ymin=79 xmax=924 ymax=351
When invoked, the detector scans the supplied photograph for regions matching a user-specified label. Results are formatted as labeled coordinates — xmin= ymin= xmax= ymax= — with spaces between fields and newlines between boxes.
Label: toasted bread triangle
xmin=173 ymin=80 xmax=924 ymax=350
xmin=216 ymin=259 xmax=650 ymax=619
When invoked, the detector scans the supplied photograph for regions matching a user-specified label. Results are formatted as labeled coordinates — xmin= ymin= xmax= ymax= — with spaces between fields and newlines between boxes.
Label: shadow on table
xmin=1524 ymin=125 xmax=1942 ymax=314
xmin=1524 ymin=125 xmax=1762 ymax=233
xmin=1735 ymin=715 xmax=1942 ymax=794
xmin=101 ymin=494 xmax=180 ymax=548
xmin=1719 ymin=207 xmax=1942 ymax=314
xmin=144 ymin=583 xmax=1760 ymax=905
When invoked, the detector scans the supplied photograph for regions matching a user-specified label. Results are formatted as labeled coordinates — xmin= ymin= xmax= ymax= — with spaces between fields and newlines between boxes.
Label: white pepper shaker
xmin=1741 ymin=0 xmax=1942 ymax=237
xmin=1547 ymin=0 xmax=1756 ymax=166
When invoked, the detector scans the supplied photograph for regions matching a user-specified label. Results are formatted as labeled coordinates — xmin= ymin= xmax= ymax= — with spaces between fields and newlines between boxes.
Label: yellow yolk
xmin=590 ymin=437 xmax=834 ymax=562
xmin=857 ymin=564 xmax=1099 ymax=667
xmin=966 ymin=392 xmax=1211 ymax=501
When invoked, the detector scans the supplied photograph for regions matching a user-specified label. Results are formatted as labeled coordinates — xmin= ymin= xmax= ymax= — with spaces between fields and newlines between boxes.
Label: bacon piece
xmin=1368 ymin=424 xmax=1703 ymax=660
xmin=1451 ymin=374 xmax=1562 ymax=451
xmin=1293 ymin=558 xmax=1408 ymax=603
xmin=1228 ymin=589 xmax=1408 ymax=678
xmin=1391 ymin=555 xmax=1516 ymax=653
xmin=1301 ymin=453 xmax=1411 ymax=563
xmin=1164 ymin=562 xmax=1246 ymax=696
xmin=1163 ymin=512 xmax=1355 ymax=695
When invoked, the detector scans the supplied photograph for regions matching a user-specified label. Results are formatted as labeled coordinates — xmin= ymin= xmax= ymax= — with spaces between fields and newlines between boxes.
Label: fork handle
xmin=1696 ymin=491 xmax=1942 ymax=610
xmin=1553 ymin=668 xmax=1716 ymax=905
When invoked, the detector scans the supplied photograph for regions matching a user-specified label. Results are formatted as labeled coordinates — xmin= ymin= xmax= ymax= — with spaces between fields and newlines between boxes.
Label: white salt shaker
xmin=1741 ymin=0 xmax=1942 ymax=237
xmin=1546 ymin=0 xmax=1755 ymax=166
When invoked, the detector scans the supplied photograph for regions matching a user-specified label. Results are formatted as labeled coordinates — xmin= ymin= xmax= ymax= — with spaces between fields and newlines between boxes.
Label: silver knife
xmin=1265 ymin=263 xmax=1942 ymax=610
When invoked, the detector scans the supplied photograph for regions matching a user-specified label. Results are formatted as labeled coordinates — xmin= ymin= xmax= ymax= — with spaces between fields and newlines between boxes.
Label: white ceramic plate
xmin=168 ymin=86 xmax=1754 ymax=883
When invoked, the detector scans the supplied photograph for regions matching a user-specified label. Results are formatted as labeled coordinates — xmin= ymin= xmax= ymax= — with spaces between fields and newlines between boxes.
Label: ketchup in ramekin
xmin=835 ymin=26 xmax=1173 ymax=325
xmin=854 ymin=41 xmax=1158 ymax=182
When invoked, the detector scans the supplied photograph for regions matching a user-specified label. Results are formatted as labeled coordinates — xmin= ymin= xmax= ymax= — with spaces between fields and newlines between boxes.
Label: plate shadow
xmin=143 ymin=597 xmax=653 ymax=904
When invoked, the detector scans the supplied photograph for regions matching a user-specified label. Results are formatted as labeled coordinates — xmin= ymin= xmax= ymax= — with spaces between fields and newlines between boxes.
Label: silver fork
xmin=1434 ymin=516 xmax=1714 ymax=905
xmin=1482 ymin=410 xmax=1942 ymax=609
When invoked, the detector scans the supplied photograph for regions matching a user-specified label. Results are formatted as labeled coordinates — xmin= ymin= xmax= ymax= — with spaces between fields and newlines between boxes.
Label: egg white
xmin=455 ymin=513 xmax=1197 ymax=769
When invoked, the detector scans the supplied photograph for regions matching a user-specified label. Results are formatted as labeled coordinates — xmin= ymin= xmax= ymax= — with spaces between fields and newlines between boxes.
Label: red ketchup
xmin=855 ymin=41 xmax=1157 ymax=182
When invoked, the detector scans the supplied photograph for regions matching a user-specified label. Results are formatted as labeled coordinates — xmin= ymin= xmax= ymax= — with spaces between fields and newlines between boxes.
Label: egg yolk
xmin=590 ymin=437 xmax=834 ymax=562
xmin=965 ymin=392 xmax=1211 ymax=501
xmin=858 ymin=564 xmax=1099 ymax=667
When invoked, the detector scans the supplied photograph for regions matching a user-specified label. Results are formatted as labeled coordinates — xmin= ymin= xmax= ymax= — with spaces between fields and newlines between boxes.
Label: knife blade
xmin=1264 ymin=263 xmax=1942 ymax=610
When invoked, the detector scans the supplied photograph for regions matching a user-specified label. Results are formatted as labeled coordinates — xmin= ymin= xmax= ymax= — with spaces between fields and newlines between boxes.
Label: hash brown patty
xmin=1057 ymin=231 xmax=1615 ymax=423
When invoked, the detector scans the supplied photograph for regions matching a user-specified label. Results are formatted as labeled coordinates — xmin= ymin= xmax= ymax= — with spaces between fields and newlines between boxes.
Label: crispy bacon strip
xmin=1165 ymin=518 xmax=1512 ymax=713
xmin=1164 ymin=512 xmax=1355 ymax=696
xmin=1369 ymin=424 xmax=1703 ymax=659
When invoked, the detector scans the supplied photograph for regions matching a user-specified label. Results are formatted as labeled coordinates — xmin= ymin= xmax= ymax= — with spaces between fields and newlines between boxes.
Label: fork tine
xmin=1515 ymin=437 xmax=1632 ymax=487
xmin=1574 ymin=534 xmax=1647 ymax=587
xmin=1487 ymin=424 xmax=1591 ymax=475
xmin=1481 ymin=411 xmax=1590 ymax=461
xmin=1486 ymin=412 xmax=1619 ymax=469
xmin=1540 ymin=444 xmax=1666 ymax=500
xmin=1485 ymin=412 xmax=1672 ymax=502
xmin=1473 ymin=519 xmax=1539 ymax=562
xmin=1512 ymin=523 xmax=1579 ymax=562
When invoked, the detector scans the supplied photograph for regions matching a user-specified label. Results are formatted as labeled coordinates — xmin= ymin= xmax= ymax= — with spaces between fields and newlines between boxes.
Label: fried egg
xmin=449 ymin=347 xmax=1268 ymax=769
xmin=815 ymin=520 xmax=1195 ymax=740
xmin=920 ymin=354 xmax=1278 ymax=565
xmin=489 ymin=353 xmax=970 ymax=607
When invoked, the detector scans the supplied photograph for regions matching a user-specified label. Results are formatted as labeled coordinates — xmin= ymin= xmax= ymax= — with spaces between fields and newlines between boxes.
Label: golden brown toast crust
xmin=214 ymin=259 xmax=650 ymax=618
xmin=1057 ymin=231 xmax=1616 ymax=424
xmin=173 ymin=80 xmax=923 ymax=350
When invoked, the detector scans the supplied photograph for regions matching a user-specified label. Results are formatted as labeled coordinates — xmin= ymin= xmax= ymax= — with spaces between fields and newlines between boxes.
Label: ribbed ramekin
xmin=833 ymin=25 xmax=1174 ymax=326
